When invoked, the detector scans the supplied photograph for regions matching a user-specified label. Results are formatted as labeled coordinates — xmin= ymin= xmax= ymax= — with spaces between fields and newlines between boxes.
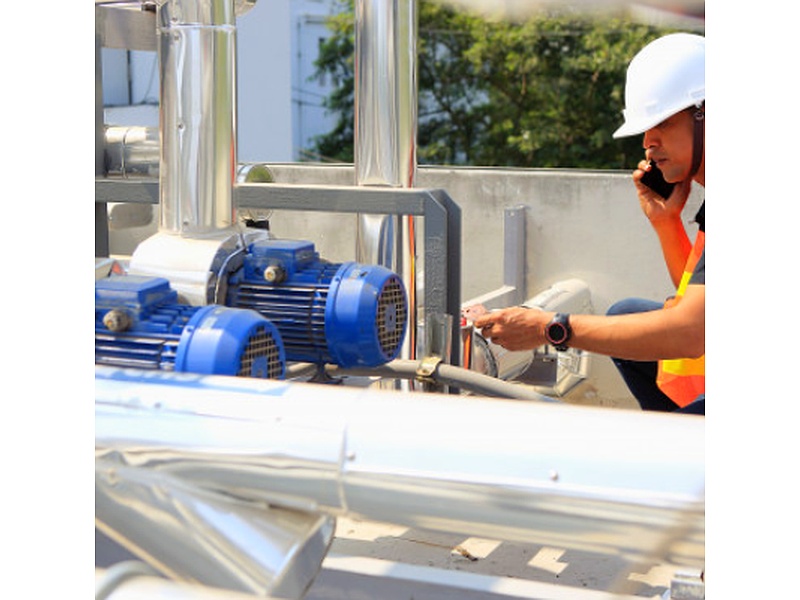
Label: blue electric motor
xmin=226 ymin=239 xmax=408 ymax=368
xmin=96 ymin=275 xmax=286 ymax=379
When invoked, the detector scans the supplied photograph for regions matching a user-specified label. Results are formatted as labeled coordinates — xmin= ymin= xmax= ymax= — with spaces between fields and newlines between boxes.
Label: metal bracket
xmin=462 ymin=205 xmax=526 ymax=310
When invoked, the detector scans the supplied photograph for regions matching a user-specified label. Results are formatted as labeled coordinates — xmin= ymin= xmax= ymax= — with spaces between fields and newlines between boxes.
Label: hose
xmin=326 ymin=359 xmax=559 ymax=403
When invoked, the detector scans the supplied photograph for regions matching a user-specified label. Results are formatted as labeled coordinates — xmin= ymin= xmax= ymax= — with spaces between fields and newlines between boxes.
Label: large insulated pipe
xmin=96 ymin=366 xmax=705 ymax=569
xmin=354 ymin=0 xmax=419 ymax=359
xmin=157 ymin=0 xmax=237 ymax=233
xmin=96 ymin=566 xmax=278 ymax=600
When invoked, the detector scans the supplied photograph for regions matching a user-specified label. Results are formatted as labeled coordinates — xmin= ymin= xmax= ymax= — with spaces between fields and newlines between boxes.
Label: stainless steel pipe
xmin=96 ymin=366 xmax=705 ymax=569
xmin=103 ymin=127 xmax=274 ymax=184
xmin=157 ymin=0 xmax=237 ymax=233
xmin=95 ymin=564 xmax=282 ymax=600
xmin=105 ymin=126 xmax=160 ymax=178
xmin=96 ymin=468 xmax=334 ymax=597
xmin=354 ymin=0 xmax=420 ymax=361
xmin=354 ymin=0 xmax=417 ymax=188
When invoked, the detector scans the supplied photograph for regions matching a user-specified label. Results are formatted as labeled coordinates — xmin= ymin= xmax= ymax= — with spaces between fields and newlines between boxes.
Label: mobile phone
xmin=640 ymin=161 xmax=675 ymax=199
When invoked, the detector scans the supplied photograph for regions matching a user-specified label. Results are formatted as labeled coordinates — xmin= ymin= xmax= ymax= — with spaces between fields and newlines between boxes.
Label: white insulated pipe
xmin=157 ymin=0 xmax=237 ymax=234
xmin=95 ymin=366 xmax=705 ymax=568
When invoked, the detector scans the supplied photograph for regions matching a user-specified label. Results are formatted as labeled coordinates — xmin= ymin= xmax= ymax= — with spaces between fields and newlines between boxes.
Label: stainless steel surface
xmin=97 ymin=25 xmax=110 ymax=257
xmin=354 ymin=0 xmax=417 ymax=188
xmin=102 ymin=132 xmax=282 ymax=182
xmin=157 ymin=0 xmax=237 ymax=233
xmin=122 ymin=0 xmax=254 ymax=302
xmin=96 ymin=461 xmax=335 ymax=596
xmin=96 ymin=365 xmax=704 ymax=569
xmin=103 ymin=125 xmax=160 ymax=232
xmin=105 ymin=126 xmax=160 ymax=178
xmin=96 ymin=564 xmax=284 ymax=600
xmin=354 ymin=0 xmax=420 ymax=361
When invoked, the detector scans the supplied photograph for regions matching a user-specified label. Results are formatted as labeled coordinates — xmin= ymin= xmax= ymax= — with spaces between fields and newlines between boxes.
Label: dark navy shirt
xmin=689 ymin=201 xmax=705 ymax=285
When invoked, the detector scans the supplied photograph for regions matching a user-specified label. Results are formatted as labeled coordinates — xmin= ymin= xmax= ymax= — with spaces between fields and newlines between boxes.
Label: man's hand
xmin=473 ymin=307 xmax=552 ymax=351
xmin=633 ymin=159 xmax=691 ymax=225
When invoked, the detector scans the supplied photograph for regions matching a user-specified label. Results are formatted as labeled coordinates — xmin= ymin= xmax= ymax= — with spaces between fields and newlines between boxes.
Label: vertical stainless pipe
xmin=354 ymin=0 xmax=419 ymax=359
xmin=354 ymin=0 xmax=417 ymax=188
xmin=97 ymin=14 xmax=110 ymax=258
xmin=157 ymin=0 xmax=237 ymax=234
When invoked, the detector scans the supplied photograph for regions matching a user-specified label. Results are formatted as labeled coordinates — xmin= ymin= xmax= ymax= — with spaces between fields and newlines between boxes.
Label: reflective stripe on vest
xmin=656 ymin=231 xmax=705 ymax=407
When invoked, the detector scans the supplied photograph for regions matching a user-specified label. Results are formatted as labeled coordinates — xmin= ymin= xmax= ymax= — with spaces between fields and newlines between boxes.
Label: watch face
xmin=547 ymin=323 xmax=567 ymax=344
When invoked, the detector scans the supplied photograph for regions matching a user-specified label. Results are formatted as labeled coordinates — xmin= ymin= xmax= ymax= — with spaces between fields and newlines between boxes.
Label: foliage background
xmin=312 ymin=1 xmax=679 ymax=169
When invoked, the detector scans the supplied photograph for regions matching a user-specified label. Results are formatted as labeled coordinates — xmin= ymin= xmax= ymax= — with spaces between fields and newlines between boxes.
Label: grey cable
xmin=327 ymin=359 xmax=559 ymax=403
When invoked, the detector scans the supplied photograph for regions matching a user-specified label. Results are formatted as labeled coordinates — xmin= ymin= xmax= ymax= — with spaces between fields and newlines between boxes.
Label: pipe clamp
xmin=415 ymin=355 xmax=442 ymax=383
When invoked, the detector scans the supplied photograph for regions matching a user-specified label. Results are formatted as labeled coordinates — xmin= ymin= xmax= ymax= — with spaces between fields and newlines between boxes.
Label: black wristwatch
xmin=545 ymin=313 xmax=572 ymax=351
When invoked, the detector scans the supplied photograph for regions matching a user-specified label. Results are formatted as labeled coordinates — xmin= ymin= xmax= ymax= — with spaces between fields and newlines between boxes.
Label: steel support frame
xmin=96 ymin=1 xmax=157 ymax=257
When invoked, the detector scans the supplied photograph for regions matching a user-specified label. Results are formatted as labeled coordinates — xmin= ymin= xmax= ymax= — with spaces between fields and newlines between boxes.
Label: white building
xmin=101 ymin=0 xmax=339 ymax=163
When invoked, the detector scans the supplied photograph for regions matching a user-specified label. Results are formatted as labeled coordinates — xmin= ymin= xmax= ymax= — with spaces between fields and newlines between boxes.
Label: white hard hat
xmin=613 ymin=33 xmax=705 ymax=139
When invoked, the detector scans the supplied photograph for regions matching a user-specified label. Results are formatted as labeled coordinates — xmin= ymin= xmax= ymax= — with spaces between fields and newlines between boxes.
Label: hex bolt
xmin=103 ymin=309 xmax=132 ymax=332
xmin=264 ymin=265 xmax=286 ymax=283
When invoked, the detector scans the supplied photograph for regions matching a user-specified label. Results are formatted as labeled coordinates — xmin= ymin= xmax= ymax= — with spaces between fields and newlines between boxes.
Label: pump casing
xmin=227 ymin=239 xmax=408 ymax=368
xmin=96 ymin=275 xmax=286 ymax=378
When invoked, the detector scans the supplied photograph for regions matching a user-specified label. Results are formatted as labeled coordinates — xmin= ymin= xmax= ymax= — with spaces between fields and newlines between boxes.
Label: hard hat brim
xmin=612 ymin=121 xmax=643 ymax=139
xmin=612 ymin=114 xmax=664 ymax=139
xmin=612 ymin=100 xmax=703 ymax=139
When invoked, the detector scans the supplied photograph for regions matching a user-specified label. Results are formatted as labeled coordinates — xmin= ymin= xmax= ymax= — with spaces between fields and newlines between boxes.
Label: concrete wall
xmin=235 ymin=163 xmax=703 ymax=312
xmin=107 ymin=164 xmax=705 ymax=408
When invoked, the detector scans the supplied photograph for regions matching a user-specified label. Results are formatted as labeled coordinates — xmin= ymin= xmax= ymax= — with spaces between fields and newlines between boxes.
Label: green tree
xmin=313 ymin=1 xmax=358 ymax=163
xmin=313 ymin=1 xmax=679 ymax=169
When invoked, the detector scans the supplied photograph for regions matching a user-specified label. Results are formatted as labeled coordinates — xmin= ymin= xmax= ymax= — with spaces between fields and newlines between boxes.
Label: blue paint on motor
xmin=227 ymin=239 xmax=408 ymax=368
xmin=96 ymin=275 xmax=286 ymax=378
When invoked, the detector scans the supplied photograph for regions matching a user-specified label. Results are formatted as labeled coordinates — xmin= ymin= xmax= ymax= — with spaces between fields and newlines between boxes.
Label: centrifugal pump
xmin=96 ymin=275 xmax=286 ymax=379
xmin=226 ymin=239 xmax=408 ymax=369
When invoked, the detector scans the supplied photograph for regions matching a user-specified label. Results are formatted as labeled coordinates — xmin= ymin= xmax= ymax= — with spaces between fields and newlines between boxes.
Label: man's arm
xmin=473 ymin=284 xmax=704 ymax=362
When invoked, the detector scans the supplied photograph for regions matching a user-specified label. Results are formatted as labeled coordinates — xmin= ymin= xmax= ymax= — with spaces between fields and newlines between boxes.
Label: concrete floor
xmin=304 ymin=517 xmax=679 ymax=599
xmin=98 ymin=515 xmax=689 ymax=599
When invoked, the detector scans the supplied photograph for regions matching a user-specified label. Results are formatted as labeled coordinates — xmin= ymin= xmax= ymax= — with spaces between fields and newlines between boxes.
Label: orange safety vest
xmin=656 ymin=230 xmax=705 ymax=407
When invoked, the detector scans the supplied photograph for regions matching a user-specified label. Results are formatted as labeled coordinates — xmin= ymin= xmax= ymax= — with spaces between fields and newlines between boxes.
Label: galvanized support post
xmin=462 ymin=205 xmax=527 ymax=310
xmin=96 ymin=8 xmax=110 ymax=258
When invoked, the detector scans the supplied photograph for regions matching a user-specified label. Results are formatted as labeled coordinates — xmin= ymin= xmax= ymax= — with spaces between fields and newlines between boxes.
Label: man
xmin=474 ymin=33 xmax=705 ymax=415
